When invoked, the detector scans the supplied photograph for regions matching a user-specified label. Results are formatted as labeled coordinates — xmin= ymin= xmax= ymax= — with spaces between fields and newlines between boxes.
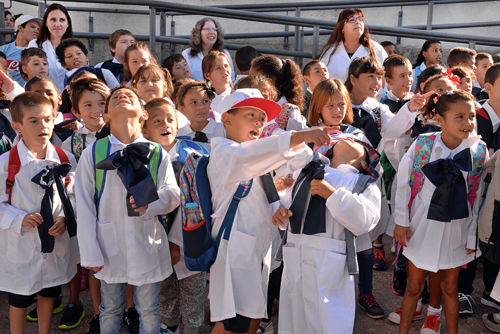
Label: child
xmin=0 ymin=51 xmax=8 ymax=69
xmin=75 ymin=86 xmax=180 ymax=334
xmin=20 ymin=48 xmax=48 ymax=82
xmin=302 ymin=59 xmax=330 ymax=120
xmin=274 ymin=137 xmax=382 ymax=334
xmin=447 ymin=47 xmax=477 ymax=70
xmin=472 ymin=52 xmax=493 ymax=102
xmin=452 ymin=66 xmax=474 ymax=94
xmin=176 ymin=79 xmax=225 ymax=142
xmin=123 ymin=42 xmax=158 ymax=86
xmin=412 ymin=40 xmax=442 ymax=93
xmin=162 ymin=53 xmax=191 ymax=84
xmin=383 ymin=55 xmax=414 ymax=113
xmin=142 ymin=98 xmax=207 ymax=334
xmin=234 ymin=46 xmax=259 ymax=86
xmin=96 ymin=29 xmax=136 ymax=83
xmin=236 ymin=75 xmax=278 ymax=102
xmin=54 ymin=38 xmax=119 ymax=89
xmin=394 ymin=90 xmax=487 ymax=334
xmin=0 ymin=92 xmax=78 ymax=334
xmin=202 ymin=50 xmax=232 ymax=117
xmin=208 ymin=88 xmax=332 ymax=334
xmin=381 ymin=41 xmax=397 ymax=56
xmin=25 ymin=75 xmax=65 ymax=127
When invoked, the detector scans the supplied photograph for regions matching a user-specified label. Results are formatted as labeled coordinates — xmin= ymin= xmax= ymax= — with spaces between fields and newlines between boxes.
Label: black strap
xmin=477 ymin=110 xmax=494 ymax=150
xmin=260 ymin=172 xmax=280 ymax=204
xmin=163 ymin=160 xmax=184 ymax=234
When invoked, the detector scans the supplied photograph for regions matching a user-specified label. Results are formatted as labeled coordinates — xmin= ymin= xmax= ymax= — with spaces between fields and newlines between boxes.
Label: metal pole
xmin=294 ymin=7 xmax=300 ymax=63
xmin=396 ymin=10 xmax=403 ymax=44
xmin=38 ymin=2 xmax=47 ymax=19
xmin=284 ymin=11 xmax=289 ymax=50
xmin=170 ymin=19 xmax=176 ymax=54
xmin=88 ymin=14 xmax=94 ymax=52
xmin=149 ymin=6 xmax=156 ymax=56
xmin=312 ymin=25 xmax=320 ymax=59
xmin=426 ymin=1 xmax=433 ymax=30
xmin=298 ymin=27 xmax=304 ymax=67
xmin=160 ymin=11 xmax=166 ymax=61
xmin=469 ymin=40 xmax=476 ymax=50
xmin=0 ymin=2 xmax=5 ymax=46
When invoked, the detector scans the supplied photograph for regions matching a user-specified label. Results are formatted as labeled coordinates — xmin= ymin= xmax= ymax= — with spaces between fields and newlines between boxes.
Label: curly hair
xmin=189 ymin=18 xmax=225 ymax=57
xmin=55 ymin=38 xmax=88 ymax=67
xmin=421 ymin=90 xmax=474 ymax=120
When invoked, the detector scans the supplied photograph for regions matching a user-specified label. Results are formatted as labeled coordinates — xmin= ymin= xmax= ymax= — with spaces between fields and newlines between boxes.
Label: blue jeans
xmin=99 ymin=281 xmax=161 ymax=334
xmin=357 ymin=248 xmax=373 ymax=296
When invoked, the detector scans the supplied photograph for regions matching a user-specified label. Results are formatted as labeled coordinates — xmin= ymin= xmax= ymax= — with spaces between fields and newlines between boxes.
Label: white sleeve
xmin=5 ymin=81 xmax=25 ymax=101
xmin=393 ymin=140 xmax=417 ymax=228
xmin=102 ymin=69 xmax=120 ymax=88
xmin=273 ymin=145 xmax=313 ymax=179
xmin=284 ymin=104 xmax=306 ymax=131
xmin=61 ymin=136 xmax=71 ymax=154
xmin=94 ymin=62 xmax=103 ymax=68
xmin=383 ymin=103 xmax=418 ymax=140
xmin=379 ymin=103 xmax=395 ymax=137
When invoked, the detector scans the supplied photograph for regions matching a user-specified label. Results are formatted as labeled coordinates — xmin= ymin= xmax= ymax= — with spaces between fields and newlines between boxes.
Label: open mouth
xmin=116 ymin=99 xmax=131 ymax=106
xmin=39 ymin=133 xmax=49 ymax=138
xmin=249 ymin=129 xmax=259 ymax=138
xmin=160 ymin=131 xmax=171 ymax=137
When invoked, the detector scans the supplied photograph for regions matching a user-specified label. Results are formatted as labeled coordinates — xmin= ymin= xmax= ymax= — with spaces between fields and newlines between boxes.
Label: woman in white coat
xmin=318 ymin=8 xmax=387 ymax=85
xmin=28 ymin=3 xmax=73 ymax=93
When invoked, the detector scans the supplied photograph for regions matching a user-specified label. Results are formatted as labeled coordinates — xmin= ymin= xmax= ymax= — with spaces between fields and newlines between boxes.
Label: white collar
xmin=216 ymin=85 xmax=232 ymax=98
xmin=18 ymin=139 xmax=62 ymax=166
xmin=482 ymin=101 xmax=500 ymax=127
xmin=473 ymin=78 xmax=482 ymax=89
xmin=278 ymin=96 xmax=288 ymax=106
xmin=434 ymin=133 xmax=481 ymax=159
xmin=75 ymin=125 xmax=100 ymax=135
xmin=352 ymin=97 xmax=379 ymax=111
xmin=419 ymin=62 xmax=427 ymax=71
xmin=386 ymin=90 xmax=412 ymax=101
xmin=108 ymin=133 xmax=148 ymax=147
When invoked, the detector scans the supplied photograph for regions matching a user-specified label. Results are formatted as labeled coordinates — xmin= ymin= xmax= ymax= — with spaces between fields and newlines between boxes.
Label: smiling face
xmin=73 ymin=90 xmax=105 ymax=132
xmin=179 ymin=87 xmax=211 ymax=130
xmin=12 ymin=105 xmax=54 ymax=149
xmin=223 ymin=107 xmax=267 ymax=143
xmin=475 ymin=57 xmax=494 ymax=87
xmin=304 ymin=62 xmax=330 ymax=91
xmin=436 ymin=99 xmax=475 ymax=148
xmin=63 ymin=45 xmax=88 ymax=70
xmin=143 ymin=104 xmax=178 ymax=151
xmin=320 ymin=91 xmax=347 ymax=127
xmin=46 ymin=9 xmax=69 ymax=40
xmin=386 ymin=64 xmax=413 ymax=99
xmin=18 ymin=20 xmax=40 ymax=42
xmin=171 ymin=59 xmax=191 ymax=81
xmin=127 ymin=49 xmax=151 ymax=79
xmin=351 ymin=72 xmax=383 ymax=100
xmin=28 ymin=80 xmax=61 ymax=115
xmin=423 ymin=43 xmax=442 ymax=66
xmin=205 ymin=55 xmax=231 ymax=93
xmin=23 ymin=56 xmax=49 ymax=79
xmin=135 ymin=70 xmax=167 ymax=103
xmin=200 ymin=21 xmax=218 ymax=49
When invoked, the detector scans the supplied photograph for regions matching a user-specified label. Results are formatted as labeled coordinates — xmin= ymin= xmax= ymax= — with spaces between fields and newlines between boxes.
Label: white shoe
xmin=256 ymin=321 xmax=274 ymax=333
xmin=160 ymin=323 xmax=179 ymax=334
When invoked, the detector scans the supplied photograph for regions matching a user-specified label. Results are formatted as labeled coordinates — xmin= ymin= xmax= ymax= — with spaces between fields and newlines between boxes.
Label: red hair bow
xmin=443 ymin=68 xmax=460 ymax=86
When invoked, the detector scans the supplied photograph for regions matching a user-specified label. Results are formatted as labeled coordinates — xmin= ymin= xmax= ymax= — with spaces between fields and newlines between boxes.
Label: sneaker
xmin=392 ymin=269 xmax=407 ymax=296
xmin=256 ymin=320 xmax=274 ymax=333
xmin=81 ymin=269 xmax=88 ymax=291
xmin=86 ymin=314 xmax=100 ymax=334
xmin=27 ymin=295 xmax=63 ymax=321
xmin=373 ymin=247 xmax=386 ymax=271
xmin=388 ymin=305 xmax=424 ymax=324
xmin=482 ymin=313 xmax=500 ymax=333
xmin=358 ymin=294 xmax=384 ymax=319
xmin=420 ymin=313 xmax=441 ymax=334
xmin=59 ymin=301 xmax=85 ymax=329
xmin=123 ymin=307 xmax=140 ymax=334
xmin=458 ymin=293 xmax=476 ymax=315
xmin=160 ymin=323 xmax=179 ymax=334
xmin=482 ymin=291 xmax=500 ymax=311
xmin=421 ymin=281 xmax=430 ymax=304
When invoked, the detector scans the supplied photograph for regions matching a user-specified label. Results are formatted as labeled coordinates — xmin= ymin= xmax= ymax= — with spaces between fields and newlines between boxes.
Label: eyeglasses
xmin=202 ymin=28 xmax=218 ymax=32
xmin=345 ymin=17 xmax=365 ymax=24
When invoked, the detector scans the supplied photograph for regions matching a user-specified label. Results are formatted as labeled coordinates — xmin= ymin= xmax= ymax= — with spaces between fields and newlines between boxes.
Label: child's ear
xmin=57 ymin=93 xmax=62 ymax=106
xmin=360 ymin=160 xmax=369 ymax=172
xmin=103 ymin=112 xmax=110 ymax=124
xmin=221 ymin=111 xmax=231 ymax=126
xmin=484 ymin=82 xmax=493 ymax=94
xmin=204 ymin=72 xmax=211 ymax=81
xmin=350 ymin=74 xmax=357 ymax=86
xmin=385 ymin=76 xmax=393 ymax=86
xmin=435 ymin=113 xmax=445 ymax=127
xmin=11 ymin=121 xmax=21 ymax=133
xmin=140 ymin=109 xmax=149 ymax=122
xmin=142 ymin=126 xmax=149 ymax=138
xmin=303 ymin=75 xmax=311 ymax=86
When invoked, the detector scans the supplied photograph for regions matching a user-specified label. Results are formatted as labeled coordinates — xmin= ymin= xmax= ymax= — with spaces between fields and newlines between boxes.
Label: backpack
xmin=478 ymin=150 xmax=500 ymax=264
xmin=0 ymin=132 xmax=12 ymax=155
xmin=476 ymin=108 xmax=495 ymax=150
xmin=408 ymin=133 xmax=487 ymax=216
xmin=6 ymin=144 xmax=70 ymax=204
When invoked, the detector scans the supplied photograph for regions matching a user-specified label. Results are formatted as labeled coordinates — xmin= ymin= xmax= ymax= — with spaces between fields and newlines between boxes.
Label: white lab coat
xmin=394 ymin=134 xmax=485 ymax=272
xmin=207 ymin=132 xmax=306 ymax=321
xmin=182 ymin=47 xmax=235 ymax=82
xmin=178 ymin=118 xmax=225 ymax=142
xmin=211 ymin=85 xmax=232 ymax=117
xmin=28 ymin=39 xmax=68 ymax=93
xmin=278 ymin=164 xmax=381 ymax=334
xmin=0 ymin=140 xmax=78 ymax=295
xmin=75 ymin=134 xmax=180 ymax=285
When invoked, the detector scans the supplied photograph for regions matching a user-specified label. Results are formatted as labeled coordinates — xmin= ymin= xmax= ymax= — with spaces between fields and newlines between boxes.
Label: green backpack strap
xmin=148 ymin=141 xmax=161 ymax=187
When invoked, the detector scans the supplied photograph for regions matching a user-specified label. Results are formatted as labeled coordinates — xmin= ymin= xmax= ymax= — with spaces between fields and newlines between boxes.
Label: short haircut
xmin=236 ymin=75 xmax=278 ymax=101
xmin=20 ymin=47 xmax=47 ymax=68
xmin=55 ymin=38 xmax=88 ymax=66
xmin=451 ymin=66 xmax=473 ymax=79
xmin=104 ymin=86 xmax=142 ymax=114
xmin=143 ymin=98 xmax=176 ymax=129
xmin=25 ymin=75 xmax=59 ymax=93
xmin=383 ymin=54 xmax=412 ymax=79
xmin=485 ymin=63 xmax=500 ymax=85
xmin=109 ymin=29 xmax=134 ymax=56
xmin=235 ymin=46 xmax=258 ymax=72
xmin=447 ymin=47 xmax=477 ymax=68
xmin=380 ymin=41 xmax=395 ymax=48
xmin=492 ymin=53 xmax=500 ymax=64
xmin=70 ymin=77 xmax=105 ymax=113
xmin=303 ymin=59 xmax=323 ymax=77
xmin=10 ymin=92 xmax=52 ymax=124
xmin=476 ymin=52 xmax=493 ymax=65
xmin=161 ymin=53 xmax=185 ymax=75
xmin=201 ymin=51 xmax=230 ymax=79
xmin=309 ymin=78 xmax=353 ymax=126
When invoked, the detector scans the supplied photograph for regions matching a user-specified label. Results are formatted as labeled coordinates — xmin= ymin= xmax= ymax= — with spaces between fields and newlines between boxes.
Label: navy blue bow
xmin=422 ymin=148 xmax=472 ymax=222
xmin=384 ymin=99 xmax=408 ymax=114
xmin=193 ymin=131 xmax=209 ymax=143
xmin=31 ymin=163 xmax=76 ymax=253
xmin=96 ymin=142 xmax=159 ymax=210
xmin=352 ymin=107 xmax=382 ymax=148
xmin=411 ymin=118 xmax=441 ymax=139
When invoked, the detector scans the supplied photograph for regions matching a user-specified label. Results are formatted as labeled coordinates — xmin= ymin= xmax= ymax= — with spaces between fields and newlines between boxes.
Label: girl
xmin=412 ymin=40 xmax=442 ymax=93
xmin=249 ymin=55 xmax=306 ymax=130
xmin=202 ymin=50 xmax=232 ymax=118
xmin=393 ymin=90 xmax=487 ymax=334
xmin=452 ymin=66 xmax=474 ymax=94
xmin=162 ymin=53 xmax=191 ymax=84
xmin=176 ymin=79 xmax=225 ymax=142
xmin=123 ymin=42 xmax=157 ymax=86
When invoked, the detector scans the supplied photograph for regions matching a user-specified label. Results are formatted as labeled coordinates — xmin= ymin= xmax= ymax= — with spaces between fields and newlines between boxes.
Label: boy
xmin=96 ymin=29 xmax=136 ymax=83
xmin=447 ymin=47 xmax=477 ymax=70
xmin=302 ymin=59 xmax=329 ymax=120
xmin=209 ymin=88 xmax=332 ymax=334
xmin=20 ymin=47 xmax=48 ymax=82
xmin=76 ymin=86 xmax=180 ymax=334
xmin=472 ymin=52 xmax=494 ymax=102
xmin=381 ymin=41 xmax=397 ymax=56
xmin=234 ymin=46 xmax=259 ymax=86
xmin=55 ymin=38 xmax=119 ymax=89
xmin=162 ymin=53 xmax=191 ymax=83
xmin=0 ymin=92 xmax=78 ymax=334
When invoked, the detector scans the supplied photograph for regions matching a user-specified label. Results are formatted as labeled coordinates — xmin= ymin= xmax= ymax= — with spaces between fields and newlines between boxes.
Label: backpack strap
xmin=95 ymin=68 xmax=106 ymax=84
xmin=148 ymin=142 xmax=161 ymax=187
xmin=467 ymin=140 xmax=487 ymax=210
xmin=93 ymin=137 xmax=111 ymax=206
xmin=6 ymin=145 xmax=21 ymax=205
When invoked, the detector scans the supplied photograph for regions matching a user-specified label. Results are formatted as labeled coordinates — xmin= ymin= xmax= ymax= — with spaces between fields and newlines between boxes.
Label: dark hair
xmin=421 ymin=74 xmax=455 ymax=94
xmin=109 ymin=29 xmax=134 ymax=56
xmin=189 ymin=18 xmax=225 ymax=57
xmin=36 ymin=3 xmax=73 ymax=47
xmin=485 ymin=63 xmax=500 ymax=85
xmin=416 ymin=65 xmax=445 ymax=93
xmin=55 ymin=38 xmax=88 ymax=66
xmin=143 ymin=98 xmax=176 ymax=130
xmin=131 ymin=64 xmax=173 ymax=99
xmin=413 ymin=40 xmax=441 ymax=68
xmin=20 ymin=47 xmax=47 ymax=68
xmin=319 ymin=8 xmax=378 ymax=66
xmin=70 ymin=77 xmax=105 ymax=113
xmin=104 ymin=86 xmax=142 ymax=114
xmin=161 ymin=53 xmax=185 ymax=77
xmin=447 ymin=47 xmax=477 ymax=68
xmin=123 ymin=42 xmax=157 ymax=81
xmin=250 ymin=55 xmax=304 ymax=110
xmin=60 ymin=70 xmax=98 ymax=116
xmin=451 ymin=66 xmax=474 ymax=80
xmin=492 ymin=53 xmax=500 ymax=64
xmin=11 ymin=92 xmax=52 ymax=124
xmin=235 ymin=46 xmax=258 ymax=72
xmin=476 ymin=52 xmax=493 ymax=65
xmin=236 ymin=75 xmax=278 ymax=101
xmin=380 ymin=41 xmax=395 ymax=48
xmin=176 ymin=79 xmax=211 ymax=107
xmin=25 ymin=74 xmax=59 ymax=93
xmin=309 ymin=78 xmax=353 ymax=126
xmin=303 ymin=59 xmax=323 ymax=77
xmin=344 ymin=56 xmax=384 ymax=92
xmin=383 ymin=55 xmax=412 ymax=80
xmin=421 ymin=90 xmax=474 ymax=120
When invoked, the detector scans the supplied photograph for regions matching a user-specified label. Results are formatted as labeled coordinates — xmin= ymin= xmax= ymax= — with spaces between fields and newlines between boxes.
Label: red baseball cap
xmin=220 ymin=89 xmax=282 ymax=122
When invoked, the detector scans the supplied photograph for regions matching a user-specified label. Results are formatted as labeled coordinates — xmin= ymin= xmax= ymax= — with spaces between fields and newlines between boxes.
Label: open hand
xmin=408 ymin=91 xmax=435 ymax=112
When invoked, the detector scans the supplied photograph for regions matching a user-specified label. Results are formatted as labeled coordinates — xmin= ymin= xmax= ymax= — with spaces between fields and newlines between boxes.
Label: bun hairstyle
xmin=413 ymin=39 xmax=441 ymax=68
xmin=421 ymin=90 xmax=474 ymax=120
xmin=344 ymin=56 xmax=383 ymax=92
xmin=308 ymin=78 xmax=353 ymax=126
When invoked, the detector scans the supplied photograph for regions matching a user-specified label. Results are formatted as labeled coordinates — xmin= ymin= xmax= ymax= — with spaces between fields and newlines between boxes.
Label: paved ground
xmin=0 ymin=238 xmax=495 ymax=333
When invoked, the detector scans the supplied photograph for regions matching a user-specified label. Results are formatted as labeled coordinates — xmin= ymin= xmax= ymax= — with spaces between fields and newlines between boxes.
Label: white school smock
xmin=178 ymin=118 xmax=225 ymax=142
xmin=211 ymin=85 xmax=232 ymax=117
xmin=208 ymin=131 xmax=306 ymax=321
xmin=182 ymin=47 xmax=235 ymax=82
xmin=75 ymin=134 xmax=180 ymax=285
xmin=393 ymin=134 xmax=486 ymax=272
xmin=278 ymin=164 xmax=381 ymax=334
xmin=28 ymin=39 xmax=68 ymax=93
xmin=0 ymin=140 xmax=78 ymax=295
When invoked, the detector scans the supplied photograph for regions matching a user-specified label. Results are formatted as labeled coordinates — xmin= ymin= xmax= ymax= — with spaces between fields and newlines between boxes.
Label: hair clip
xmin=281 ymin=59 xmax=287 ymax=67
xmin=65 ymin=84 xmax=71 ymax=93
xmin=442 ymin=68 xmax=460 ymax=86
xmin=201 ymin=80 xmax=216 ymax=100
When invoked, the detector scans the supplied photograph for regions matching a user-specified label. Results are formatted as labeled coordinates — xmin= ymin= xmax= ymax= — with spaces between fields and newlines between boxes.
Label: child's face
xmin=436 ymin=100 xmax=475 ymax=144
xmin=135 ymin=70 xmax=167 ymax=103
xmin=205 ymin=56 xmax=231 ymax=90
xmin=18 ymin=20 xmax=40 ymax=42
xmin=475 ymin=57 xmax=493 ymax=86
xmin=111 ymin=35 xmax=135 ymax=61
xmin=304 ymin=62 xmax=329 ymax=91
xmin=179 ymin=87 xmax=211 ymax=125
xmin=386 ymin=64 xmax=413 ymax=98
xmin=256 ymin=83 xmax=275 ymax=101
xmin=73 ymin=90 xmax=105 ymax=132
xmin=425 ymin=77 xmax=455 ymax=95
xmin=352 ymin=72 xmax=383 ymax=99
xmin=223 ymin=107 xmax=267 ymax=144
xmin=422 ymin=43 xmax=442 ymax=65
xmin=28 ymin=80 xmax=61 ymax=115
xmin=171 ymin=59 xmax=191 ymax=81
xmin=142 ymin=105 xmax=178 ymax=150
xmin=330 ymin=138 xmax=368 ymax=173
xmin=127 ymin=50 xmax=151 ymax=78
xmin=200 ymin=21 xmax=218 ymax=48
xmin=46 ymin=9 xmax=69 ymax=40
xmin=320 ymin=91 xmax=346 ymax=127
xmin=383 ymin=45 xmax=396 ymax=56
xmin=12 ymin=105 xmax=54 ymax=148
xmin=105 ymin=88 xmax=146 ymax=126
xmin=22 ymin=56 xmax=48 ymax=79
xmin=457 ymin=76 xmax=473 ymax=93
xmin=63 ymin=45 xmax=88 ymax=70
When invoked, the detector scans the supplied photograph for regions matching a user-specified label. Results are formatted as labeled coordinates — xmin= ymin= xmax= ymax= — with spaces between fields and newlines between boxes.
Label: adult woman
xmin=4 ymin=11 xmax=15 ymax=44
xmin=28 ymin=3 xmax=73 ymax=92
xmin=182 ymin=17 xmax=235 ymax=82
xmin=319 ymin=8 xmax=387 ymax=85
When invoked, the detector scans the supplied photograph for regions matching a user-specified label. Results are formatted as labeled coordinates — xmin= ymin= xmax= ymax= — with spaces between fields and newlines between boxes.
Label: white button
xmin=317 ymin=240 xmax=323 ymax=245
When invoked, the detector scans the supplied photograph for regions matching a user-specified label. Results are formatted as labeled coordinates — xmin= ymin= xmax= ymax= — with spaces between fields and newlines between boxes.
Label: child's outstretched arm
xmin=289 ymin=127 xmax=334 ymax=149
